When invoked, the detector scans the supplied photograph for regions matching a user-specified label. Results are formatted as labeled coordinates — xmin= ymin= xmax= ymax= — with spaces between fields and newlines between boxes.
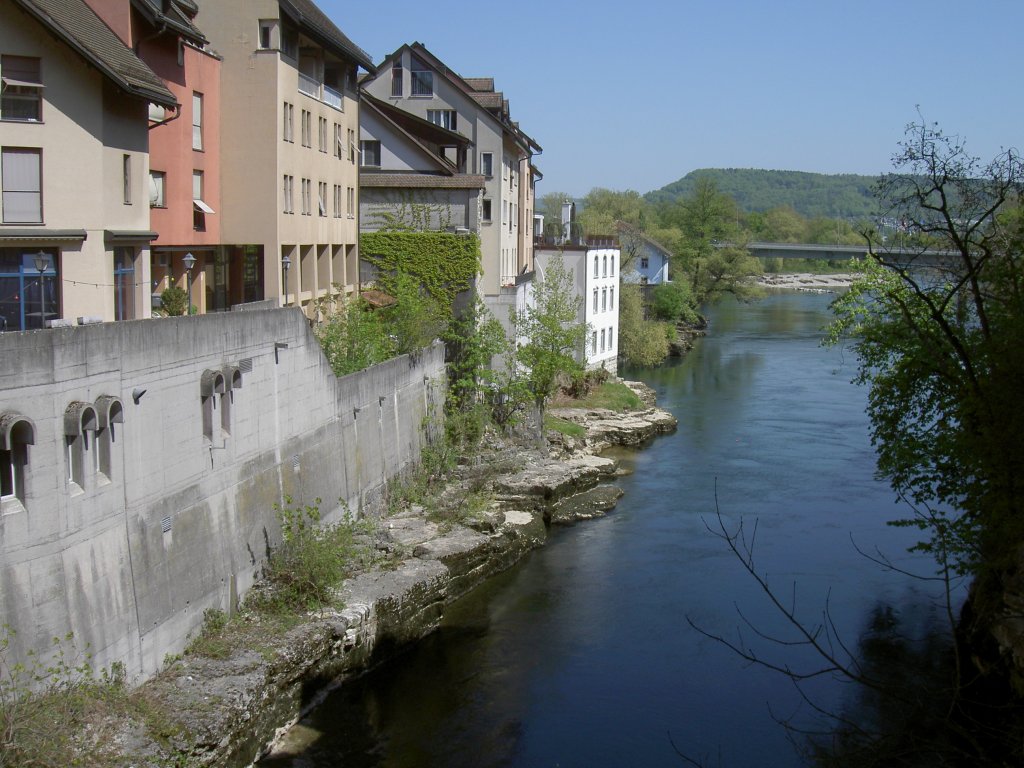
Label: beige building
xmin=361 ymin=44 xmax=541 ymax=307
xmin=192 ymin=0 xmax=375 ymax=312
xmin=1 ymin=0 xmax=176 ymax=330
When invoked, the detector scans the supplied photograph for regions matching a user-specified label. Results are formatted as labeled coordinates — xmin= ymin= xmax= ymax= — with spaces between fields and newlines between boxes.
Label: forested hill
xmin=645 ymin=169 xmax=880 ymax=220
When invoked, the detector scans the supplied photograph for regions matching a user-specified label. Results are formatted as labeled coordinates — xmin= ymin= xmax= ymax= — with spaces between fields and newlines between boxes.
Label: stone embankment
xmin=758 ymin=272 xmax=855 ymax=291
xmin=114 ymin=384 xmax=676 ymax=767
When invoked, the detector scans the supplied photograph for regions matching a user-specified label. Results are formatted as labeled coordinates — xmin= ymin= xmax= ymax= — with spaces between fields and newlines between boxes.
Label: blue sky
xmin=323 ymin=0 xmax=1023 ymax=198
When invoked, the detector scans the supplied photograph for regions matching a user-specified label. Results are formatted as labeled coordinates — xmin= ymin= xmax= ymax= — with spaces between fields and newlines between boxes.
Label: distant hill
xmin=645 ymin=169 xmax=881 ymax=221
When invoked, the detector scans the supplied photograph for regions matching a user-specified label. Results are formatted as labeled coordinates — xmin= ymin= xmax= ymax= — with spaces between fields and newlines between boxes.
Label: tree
xmin=827 ymin=119 xmax=1024 ymax=580
xmin=512 ymin=256 xmax=587 ymax=420
xmin=577 ymin=188 xmax=648 ymax=237
xmin=617 ymin=283 xmax=671 ymax=366
xmin=648 ymin=280 xmax=699 ymax=325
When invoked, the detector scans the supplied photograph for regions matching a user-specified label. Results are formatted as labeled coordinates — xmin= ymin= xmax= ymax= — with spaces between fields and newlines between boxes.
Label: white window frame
xmin=192 ymin=92 xmax=203 ymax=150
xmin=148 ymin=169 xmax=166 ymax=208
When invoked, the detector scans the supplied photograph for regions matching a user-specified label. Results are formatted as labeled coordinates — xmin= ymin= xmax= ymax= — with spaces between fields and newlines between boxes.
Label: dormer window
xmin=410 ymin=55 xmax=432 ymax=97
xmin=1 ymin=56 xmax=42 ymax=122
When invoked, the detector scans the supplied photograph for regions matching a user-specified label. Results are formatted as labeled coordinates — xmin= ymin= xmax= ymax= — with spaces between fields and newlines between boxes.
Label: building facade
xmin=192 ymin=0 xmax=374 ymax=313
xmin=1 ymin=0 xmax=176 ymax=330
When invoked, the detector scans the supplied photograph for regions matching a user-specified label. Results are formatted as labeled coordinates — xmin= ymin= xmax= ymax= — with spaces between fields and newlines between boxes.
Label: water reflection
xmin=261 ymin=293 xmax=959 ymax=768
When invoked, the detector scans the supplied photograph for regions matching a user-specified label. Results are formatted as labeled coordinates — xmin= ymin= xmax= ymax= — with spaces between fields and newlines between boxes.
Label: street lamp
xmin=281 ymin=254 xmax=291 ymax=306
xmin=182 ymin=252 xmax=196 ymax=316
xmin=33 ymin=251 xmax=48 ymax=328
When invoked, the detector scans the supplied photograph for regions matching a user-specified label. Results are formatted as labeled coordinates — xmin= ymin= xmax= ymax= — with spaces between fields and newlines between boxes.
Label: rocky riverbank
xmin=105 ymin=384 xmax=676 ymax=767
xmin=758 ymin=272 xmax=855 ymax=291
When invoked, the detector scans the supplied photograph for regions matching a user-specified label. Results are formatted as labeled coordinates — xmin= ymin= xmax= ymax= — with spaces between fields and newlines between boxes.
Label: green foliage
xmin=184 ymin=609 xmax=232 ymax=660
xmin=160 ymin=286 xmax=187 ymax=317
xmin=649 ymin=280 xmax=700 ymax=324
xmin=360 ymin=231 xmax=480 ymax=309
xmin=826 ymin=120 xmax=1024 ymax=577
xmin=646 ymin=168 xmax=880 ymax=220
xmin=512 ymin=256 xmax=588 ymax=417
xmin=543 ymin=415 xmax=587 ymax=439
xmin=259 ymin=498 xmax=366 ymax=612
xmin=618 ymin=283 xmax=672 ymax=367
xmin=379 ymin=273 xmax=447 ymax=356
xmin=571 ymin=380 xmax=643 ymax=412
xmin=315 ymin=296 xmax=394 ymax=376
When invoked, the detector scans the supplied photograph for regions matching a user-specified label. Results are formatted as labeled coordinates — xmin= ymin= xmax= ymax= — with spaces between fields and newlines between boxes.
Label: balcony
xmin=323 ymin=84 xmax=343 ymax=110
xmin=298 ymin=72 xmax=319 ymax=98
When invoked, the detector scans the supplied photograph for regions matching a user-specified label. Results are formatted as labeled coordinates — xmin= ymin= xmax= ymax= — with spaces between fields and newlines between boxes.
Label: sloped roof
xmin=280 ymin=0 xmax=375 ymax=73
xmin=363 ymin=92 xmax=471 ymax=150
xmin=10 ymin=0 xmax=176 ymax=107
xmin=359 ymin=173 xmax=486 ymax=189
xmin=381 ymin=42 xmax=541 ymax=154
xmin=131 ymin=0 xmax=206 ymax=46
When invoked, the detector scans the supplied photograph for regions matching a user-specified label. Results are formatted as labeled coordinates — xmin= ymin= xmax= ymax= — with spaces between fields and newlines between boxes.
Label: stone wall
xmin=0 ymin=310 xmax=445 ymax=680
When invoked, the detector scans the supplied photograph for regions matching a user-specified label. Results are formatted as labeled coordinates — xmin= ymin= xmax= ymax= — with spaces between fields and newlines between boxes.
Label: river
xmin=261 ymin=291 xmax=958 ymax=767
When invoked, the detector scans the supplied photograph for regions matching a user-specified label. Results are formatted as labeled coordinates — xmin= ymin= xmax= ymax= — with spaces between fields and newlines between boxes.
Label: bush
xmin=649 ymin=280 xmax=700 ymax=324
xmin=160 ymin=286 xmax=188 ymax=316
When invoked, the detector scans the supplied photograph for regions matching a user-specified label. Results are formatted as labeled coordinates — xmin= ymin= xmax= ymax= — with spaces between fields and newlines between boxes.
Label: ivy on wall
xmin=360 ymin=231 xmax=481 ymax=308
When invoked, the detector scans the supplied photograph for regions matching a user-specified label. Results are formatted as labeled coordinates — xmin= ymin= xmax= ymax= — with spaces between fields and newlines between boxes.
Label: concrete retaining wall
xmin=0 ymin=310 xmax=445 ymax=680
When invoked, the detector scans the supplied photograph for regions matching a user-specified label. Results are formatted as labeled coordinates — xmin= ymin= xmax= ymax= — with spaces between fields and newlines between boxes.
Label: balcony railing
xmin=323 ymin=84 xmax=343 ymax=110
xmin=298 ymin=72 xmax=319 ymax=97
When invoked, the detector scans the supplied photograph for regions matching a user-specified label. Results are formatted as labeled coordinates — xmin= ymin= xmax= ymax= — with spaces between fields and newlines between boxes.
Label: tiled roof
xmin=10 ymin=0 xmax=177 ymax=107
xmin=470 ymin=91 xmax=503 ymax=109
xmin=131 ymin=0 xmax=206 ymax=46
xmin=280 ymin=0 xmax=375 ymax=73
xmin=359 ymin=172 xmax=486 ymax=189
xmin=464 ymin=77 xmax=493 ymax=91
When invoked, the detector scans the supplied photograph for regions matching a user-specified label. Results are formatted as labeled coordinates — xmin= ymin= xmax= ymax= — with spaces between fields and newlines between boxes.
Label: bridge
xmin=731 ymin=241 xmax=959 ymax=267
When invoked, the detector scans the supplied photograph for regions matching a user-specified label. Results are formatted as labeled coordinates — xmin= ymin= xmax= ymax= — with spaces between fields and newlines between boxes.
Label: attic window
xmin=1 ymin=55 xmax=42 ymax=122
xmin=410 ymin=55 xmax=432 ymax=97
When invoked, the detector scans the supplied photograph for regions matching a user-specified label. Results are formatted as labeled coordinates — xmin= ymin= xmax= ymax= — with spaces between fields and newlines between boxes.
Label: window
xmin=192 ymin=92 xmax=203 ymax=150
xmin=192 ymin=171 xmax=208 ymax=230
xmin=426 ymin=109 xmax=457 ymax=131
xmin=122 ymin=154 xmax=131 ymax=204
xmin=348 ymin=129 xmax=355 ymax=163
xmin=301 ymin=177 xmax=311 ymax=215
xmin=2 ymin=148 xmax=42 ymax=223
xmin=610 ymin=254 xmax=615 ymax=275
xmin=148 ymin=170 xmax=165 ymax=208
xmin=360 ymin=140 xmax=381 ymax=166
xmin=282 ymin=174 xmax=293 ymax=213
xmin=593 ymin=254 xmax=599 ymax=277
xmin=482 ymin=198 xmax=492 ymax=222
xmin=410 ymin=55 xmax=432 ymax=96
xmin=600 ymin=328 xmax=606 ymax=352
xmin=0 ymin=56 xmax=42 ymax=122
xmin=608 ymin=327 xmax=614 ymax=348
xmin=318 ymin=116 xmax=327 ymax=152
xmin=258 ymin=19 xmax=276 ymax=49
xmin=640 ymin=256 xmax=649 ymax=269
xmin=610 ymin=287 xmax=614 ymax=309
xmin=334 ymin=123 xmax=343 ymax=158
xmin=391 ymin=58 xmax=403 ymax=97
xmin=603 ymin=255 xmax=607 ymax=277
xmin=481 ymin=152 xmax=493 ymax=177
xmin=1 ymin=414 xmax=33 ymax=509
xmin=602 ymin=287 xmax=607 ymax=311
xmin=283 ymin=101 xmax=294 ymax=142
xmin=0 ymin=248 xmax=58 ymax=330
xmin=346 ymin=186 xmax=354 ymax=218
xmin=593 ymin=288 xmax=598 ymax=313
xmin=113 ymin=248 xmax=135 ymax=321
xmin=333 ymin=184 xmax=342 ymax=217
xmin=300 ymin=109 xmax=311 ymax=147
xmin=281 ymin=25 xmax=298 ymax=59
xmin=591 ymin=332 xmax=597 ymax=355
xmin=318 ymin=181 xmax=326 ymax=216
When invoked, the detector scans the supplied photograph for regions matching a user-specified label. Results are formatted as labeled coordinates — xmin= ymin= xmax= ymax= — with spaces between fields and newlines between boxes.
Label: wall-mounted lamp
xmin=132 ymin=387 xmax=147 ymax=404
xmin=274 ymin=341 xmax=288 ymax=364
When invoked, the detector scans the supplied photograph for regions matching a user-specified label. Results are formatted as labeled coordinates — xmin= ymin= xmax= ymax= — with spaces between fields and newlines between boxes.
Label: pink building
xmin=87 ymin=0 xmax=233 ymax=314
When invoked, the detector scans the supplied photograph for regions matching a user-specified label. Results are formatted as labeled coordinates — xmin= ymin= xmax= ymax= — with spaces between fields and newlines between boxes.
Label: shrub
xmin=160 ymin=286 xmax=188 ymax=317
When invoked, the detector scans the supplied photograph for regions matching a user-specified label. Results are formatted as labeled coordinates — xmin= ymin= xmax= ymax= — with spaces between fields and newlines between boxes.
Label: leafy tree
xmin=827 ymin=119 xmax=1024 ymax=579
xmin=577 ymin=188 xmax=649 ymax=236
xmin=314 ymin=296 xmax=393 ymax=376
xmin=512 ymin=256 xmax=587 ymax=420
xmin=537 ymin=191 xmax=574 ymax=241
xmin=379 ymin=272 xmax=447 ymax=355
xmin=618 ymin=283 xmax=671 ymax=366
xmin=649 ymin=280 xmax=699 ymax=324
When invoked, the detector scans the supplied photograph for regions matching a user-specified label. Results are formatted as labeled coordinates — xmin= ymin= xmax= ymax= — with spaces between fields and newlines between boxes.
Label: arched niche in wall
xmin=64 ymin=401 xmax=97 ymax=490
xmin=94 ymin=396 xmax=124 ymax=481
xmin=200 ymin=369 xmax=226 ymax=442
xmin=1 ymin=412 xmax=36 ymax=506
xmin=223 ymin=364 xmax=242 ymax=391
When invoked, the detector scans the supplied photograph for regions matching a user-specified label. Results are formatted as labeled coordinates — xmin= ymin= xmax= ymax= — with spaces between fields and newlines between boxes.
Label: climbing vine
xmin=360 ymin=231 xmax=481 ymax=308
